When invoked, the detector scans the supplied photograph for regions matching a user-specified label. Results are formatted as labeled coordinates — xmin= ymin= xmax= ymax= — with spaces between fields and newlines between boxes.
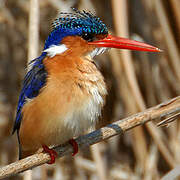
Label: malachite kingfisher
xmin=13 ymin=8 xmax=160 ymax=164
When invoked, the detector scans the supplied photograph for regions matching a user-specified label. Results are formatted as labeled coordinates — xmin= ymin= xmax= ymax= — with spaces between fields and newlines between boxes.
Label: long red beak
xmin=88 ymin=34 xmax=161 ymax=52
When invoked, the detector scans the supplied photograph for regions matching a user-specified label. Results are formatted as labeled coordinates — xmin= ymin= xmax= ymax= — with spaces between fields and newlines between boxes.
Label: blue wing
xmin=13 ymin=53 xmax=47 ymax=133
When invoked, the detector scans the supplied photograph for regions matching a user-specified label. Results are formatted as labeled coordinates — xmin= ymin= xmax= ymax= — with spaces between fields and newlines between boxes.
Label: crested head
xmin=44 ymin=8 xmax=108 ymax=51
xmin=52 ymin=8 xmax=108 ymax=35
xmin=43 ymin=8 xmax=161 ymax=58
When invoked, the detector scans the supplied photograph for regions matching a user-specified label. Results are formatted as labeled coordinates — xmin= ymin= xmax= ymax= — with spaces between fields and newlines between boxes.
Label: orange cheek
xmin=61 ymin=36 xmax=95 ymax=56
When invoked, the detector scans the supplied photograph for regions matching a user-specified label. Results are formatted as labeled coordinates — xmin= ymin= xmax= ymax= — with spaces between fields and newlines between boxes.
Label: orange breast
xmin=19 ymin=53 xmax=107 ymax=157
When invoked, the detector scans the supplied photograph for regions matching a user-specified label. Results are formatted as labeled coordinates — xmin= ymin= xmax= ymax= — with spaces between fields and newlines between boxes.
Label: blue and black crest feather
xmin=44 ymin=8 xmax=108 ymax=49
xmin=52 ymin=8 xmax=108 ymax=34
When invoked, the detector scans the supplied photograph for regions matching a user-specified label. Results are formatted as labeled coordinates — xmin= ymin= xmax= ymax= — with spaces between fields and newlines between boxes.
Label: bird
xmin=13 ymin=8 xmax=160 ymax=164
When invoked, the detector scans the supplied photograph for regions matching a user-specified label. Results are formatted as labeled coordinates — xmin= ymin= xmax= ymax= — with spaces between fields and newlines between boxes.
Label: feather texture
xmin=14 ymin=8 xmax=109 ymax=159
xmin=44 ymin=44 xmax=68 ymax=57
xmin=19 ymin=53 xmax=107 ymax=158
xmin=13 ymin=53 xmax=47 ymax=133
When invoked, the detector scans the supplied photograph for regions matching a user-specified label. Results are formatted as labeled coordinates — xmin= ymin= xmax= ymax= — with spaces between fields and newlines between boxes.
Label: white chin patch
xmin=43 ymin=44 xmax=68 ymax=57
xmin=88 ymin=47 xmax=108 ymax=58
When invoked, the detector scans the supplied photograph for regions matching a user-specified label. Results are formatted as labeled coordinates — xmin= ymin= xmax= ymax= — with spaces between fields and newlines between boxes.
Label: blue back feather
xmin=13 ymin=8 xmax=108 ymax=133
xmin=13 ymin=53 xmax=47 ymax=133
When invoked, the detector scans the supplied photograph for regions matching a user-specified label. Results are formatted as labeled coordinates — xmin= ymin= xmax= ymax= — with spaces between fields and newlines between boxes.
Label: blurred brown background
xmin=0 ymin=0 xmax=180 ymax=179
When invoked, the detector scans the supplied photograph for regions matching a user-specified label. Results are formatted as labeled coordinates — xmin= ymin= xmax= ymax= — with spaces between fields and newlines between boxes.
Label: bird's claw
xmin=69 ymin=139 xmax=78 ymax=156
xmin=42 ymin=145 xmax=58 ymax=164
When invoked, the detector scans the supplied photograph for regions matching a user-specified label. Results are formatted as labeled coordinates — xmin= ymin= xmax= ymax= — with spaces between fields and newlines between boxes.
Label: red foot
xmin=69 ymin=139 xmax=78 ymax=156
xmin=42 ymin=145 xmax=58 ymax=164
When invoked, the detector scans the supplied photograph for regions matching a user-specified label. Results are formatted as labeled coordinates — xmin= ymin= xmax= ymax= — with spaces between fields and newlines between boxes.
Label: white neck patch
xmin=88 ymin=47 xmax=108 ymax=58
xmin=44 ymin=44 xmax=68 ymax=58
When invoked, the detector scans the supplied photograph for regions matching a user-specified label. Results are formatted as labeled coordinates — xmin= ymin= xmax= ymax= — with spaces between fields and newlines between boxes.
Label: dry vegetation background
xmin=0 ymin=0 xmax=180 ymax=180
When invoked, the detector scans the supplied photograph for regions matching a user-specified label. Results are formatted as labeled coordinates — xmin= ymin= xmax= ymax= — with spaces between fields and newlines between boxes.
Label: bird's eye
xmin=81 ymin=32 xmax=94 ymax=42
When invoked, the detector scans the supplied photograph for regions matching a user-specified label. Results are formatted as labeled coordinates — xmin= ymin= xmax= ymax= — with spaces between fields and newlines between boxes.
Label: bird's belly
xmin=63 ymin=88 xmax=104 ymax=137
xmin=51 ymin=95 xmax=102 ymax=145
xmin=19 ymin=71 xmax=107 ymax=152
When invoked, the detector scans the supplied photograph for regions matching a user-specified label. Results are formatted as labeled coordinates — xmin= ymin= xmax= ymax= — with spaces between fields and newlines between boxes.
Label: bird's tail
xmin=16 ymin=130 xmax=22 ymax=159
